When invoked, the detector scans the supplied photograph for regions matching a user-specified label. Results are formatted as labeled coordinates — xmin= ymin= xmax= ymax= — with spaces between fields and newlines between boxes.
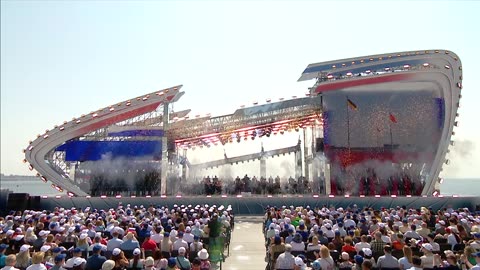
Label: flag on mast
xmin=389 ymin=113 xmax=397 ymax=123
xmin=347 ymin=98 xmax=358 ymax=110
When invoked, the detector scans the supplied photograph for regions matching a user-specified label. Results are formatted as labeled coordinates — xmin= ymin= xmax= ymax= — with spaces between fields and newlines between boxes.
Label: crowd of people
xmin=182 ymin=175 xmax=324 ymax=196
xmin=329 ymin=170 xmax=425 ymax=196
xmin=0 ymin=203 xmax=234 ymax=270
xmin=87 ymin=171 xmax=162 ymax=197
xmin=263 ymin=204 xmax=480 ymax=270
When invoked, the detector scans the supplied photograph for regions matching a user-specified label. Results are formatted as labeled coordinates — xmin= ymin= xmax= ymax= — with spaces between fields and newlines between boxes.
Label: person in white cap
xmin=101 ymin=260 xmax=115 ymax=270
xmin=420 ymin=243 xmax=435 ymax=268
xmin=197 ymin=249 xmax=210 ymax=270
xmin=175 ymin=247 xmax=190 ymax=270
xmin=143 ymin=257 xmax=155 ymax=270
xmin=32 ymin=231 xmax=49 ymax=251
xmin=71 ymin=257 xmax=86 ymax=270
xmin=39 ymin=246 xmax=51 ymax=253
xmin=128 ymin=248 xmax=144 ymax=270
xmin=294 ymin=256 xmax=306 ymax=270
xmin=15 ymin=245 xmax=31 ymax=270
xmin=76 ymin=234 xmax=89 ymax=252
xmin=110 ymin=248 xmax=128 ymax=269
xmin=65 ymin=248 xmax=85 ymax=269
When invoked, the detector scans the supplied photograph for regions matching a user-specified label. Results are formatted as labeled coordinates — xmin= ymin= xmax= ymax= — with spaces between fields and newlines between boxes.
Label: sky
xmin=1 ymin=0 xmax=480 ymax=179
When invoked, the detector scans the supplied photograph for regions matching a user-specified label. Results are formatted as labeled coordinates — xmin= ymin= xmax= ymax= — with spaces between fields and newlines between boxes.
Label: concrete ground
xmin=220 ymin=215 xmax=266 ymax=270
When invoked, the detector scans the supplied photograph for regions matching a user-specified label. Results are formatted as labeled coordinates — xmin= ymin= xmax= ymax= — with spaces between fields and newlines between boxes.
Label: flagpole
xmin=389 ymin=121 xmax=393 ymax=148
xmin=346 ymin=96 xmax=350 ymax=152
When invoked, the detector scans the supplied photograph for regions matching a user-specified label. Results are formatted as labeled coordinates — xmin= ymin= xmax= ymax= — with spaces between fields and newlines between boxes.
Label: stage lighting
xmin=432 ymin=190 xmax=439 ymax=197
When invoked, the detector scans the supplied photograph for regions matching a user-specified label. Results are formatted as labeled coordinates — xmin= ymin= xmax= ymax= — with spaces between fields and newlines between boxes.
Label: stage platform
xmin=28 ymin=195 xmax=480 ymax=215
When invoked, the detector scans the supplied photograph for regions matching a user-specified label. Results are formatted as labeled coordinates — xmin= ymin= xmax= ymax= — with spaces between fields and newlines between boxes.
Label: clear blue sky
xmin=1 ymin=0 xmax=479 ymax=178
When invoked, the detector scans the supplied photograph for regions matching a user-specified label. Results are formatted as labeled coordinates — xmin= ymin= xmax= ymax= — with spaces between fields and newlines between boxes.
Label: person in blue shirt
xmin=85 ymin=245 xmax=107 ymax=270
xmin=119 ymin=233 xmax=140 ymax=252
xmin=0 ymin=244 xmax=8 ymax=268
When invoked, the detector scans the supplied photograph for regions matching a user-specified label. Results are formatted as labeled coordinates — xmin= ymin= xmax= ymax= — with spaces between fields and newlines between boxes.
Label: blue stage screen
xmin=56 ymin=140 xmax=162 ymax=161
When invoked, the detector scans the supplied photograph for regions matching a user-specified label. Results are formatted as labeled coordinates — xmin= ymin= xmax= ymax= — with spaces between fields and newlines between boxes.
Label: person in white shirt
xmin=266 ymin=224 xmax=277 ymax=242
xmin=470 ymin=233 xmax=480 ymax=251
xmin=323 ymin=224 xmax=335 ymax=240
xmin=445 ymin=228 xmax=459 ymax=249
xmin=344 ymin=216 xmax=356 ymax=229
xmin=405 ymin=225 xmax=422 ymax=240
xmin=26 ymin=252 xmax=47 ymax=270
xmin=172 ymin=232 xmax=189 ymax=253
xmin=189 ymin=236 xmax=203 ymax=255
xmin=183 ymin=227 xmax=194 ymax=244
xmin=106 ymin=231 xmax=123 ymax=251
xmin=306 ymin=236 xmax=321 ymax=252
xmin=1 ymin=255 xmax=20 ymax=270
xmin=275 ymin=244 xmax=296 ymax=270
xmin=355 ymin=236 xmax=371 ymax=253
xmin=290 ymin=234 xmax=305 ymax=252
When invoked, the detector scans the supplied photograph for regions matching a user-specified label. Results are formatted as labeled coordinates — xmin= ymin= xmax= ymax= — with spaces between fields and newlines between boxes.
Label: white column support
xmin=160 ymin=103 xmax=169 ymax=195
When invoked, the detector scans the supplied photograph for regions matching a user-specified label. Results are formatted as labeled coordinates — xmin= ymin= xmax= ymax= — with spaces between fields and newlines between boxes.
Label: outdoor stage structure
xmin=23 ymin=50 xmax=463 ymax=198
